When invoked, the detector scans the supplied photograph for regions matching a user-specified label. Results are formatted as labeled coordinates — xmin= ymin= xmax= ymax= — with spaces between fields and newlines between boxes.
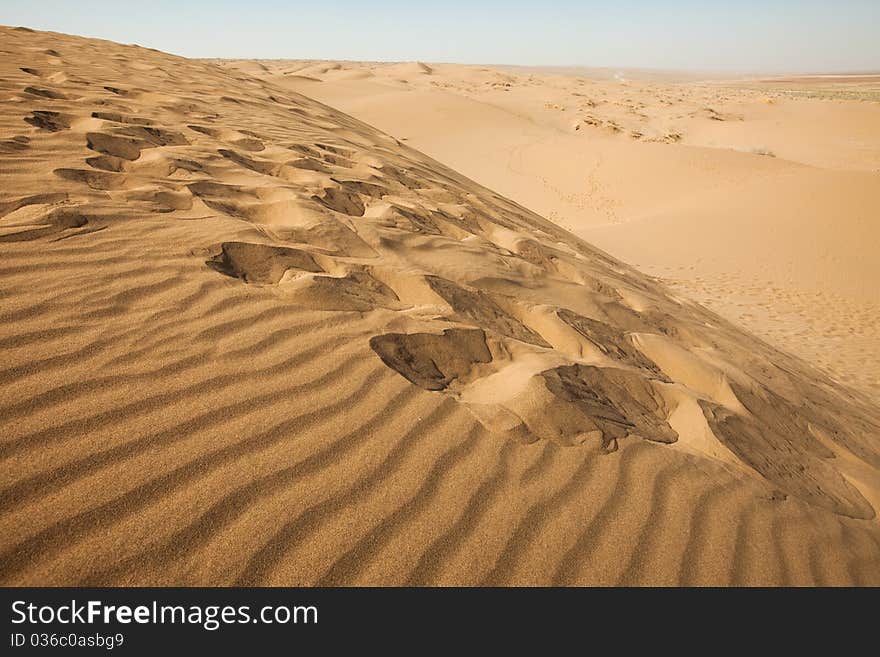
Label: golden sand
xmin=1 ymin=28 xmax=879 ymax=585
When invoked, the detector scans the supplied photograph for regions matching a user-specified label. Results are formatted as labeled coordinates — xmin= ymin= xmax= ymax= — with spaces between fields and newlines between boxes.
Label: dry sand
xmin=1 ymin=27 xmax=879 ymax=586
xmin=243 ymin=60 xmax=880 ymax=401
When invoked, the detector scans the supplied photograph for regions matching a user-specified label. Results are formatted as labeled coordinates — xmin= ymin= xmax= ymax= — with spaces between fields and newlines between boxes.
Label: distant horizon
xmin=205 ymin=58 xmax=880 ymax=78
xmin=8 ymin=27 xmax=880 ymax=78
xmin=2 ymin=0 xmax=879 ymax=74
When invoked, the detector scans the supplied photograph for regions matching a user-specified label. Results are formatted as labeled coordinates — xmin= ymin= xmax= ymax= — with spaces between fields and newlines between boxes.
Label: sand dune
xmin=251 ymin=61 xmax=880 ymax=401
xmin=1 ymin=27 xmax=879 ymax=586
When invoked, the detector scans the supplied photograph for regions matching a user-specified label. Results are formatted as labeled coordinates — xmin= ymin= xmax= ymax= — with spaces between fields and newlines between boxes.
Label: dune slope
xmin=1 ymin=28 xmax=879 ymax=585
xmin=256 ymin=62 xmax=880 ymax=401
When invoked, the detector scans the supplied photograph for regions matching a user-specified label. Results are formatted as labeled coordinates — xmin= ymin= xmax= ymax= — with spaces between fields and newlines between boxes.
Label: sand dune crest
xmin=1 ymin=27 xmax=878 ymax=585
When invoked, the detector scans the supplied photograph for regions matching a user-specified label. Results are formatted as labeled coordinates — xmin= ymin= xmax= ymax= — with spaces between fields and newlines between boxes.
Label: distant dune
xmin=246 ymin=59 xmax=880 ymax=401
xmin=1 ymin=27 xmax=879 ymax=585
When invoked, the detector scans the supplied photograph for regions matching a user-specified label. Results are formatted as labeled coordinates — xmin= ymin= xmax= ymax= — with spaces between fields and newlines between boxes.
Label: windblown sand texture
xmin=243 ymin=60 xmax=880 ymax=401
xmin=2 ymin=28 xmax=880 ymax=585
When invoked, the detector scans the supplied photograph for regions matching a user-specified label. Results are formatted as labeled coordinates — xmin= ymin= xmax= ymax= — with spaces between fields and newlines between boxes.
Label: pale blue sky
xmin=1 ymin=1 xmax=878 ymax=72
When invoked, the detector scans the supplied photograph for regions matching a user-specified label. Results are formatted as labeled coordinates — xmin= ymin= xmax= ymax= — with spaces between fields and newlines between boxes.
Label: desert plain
xmin=1 ymin=26 xmax=879 ymax=585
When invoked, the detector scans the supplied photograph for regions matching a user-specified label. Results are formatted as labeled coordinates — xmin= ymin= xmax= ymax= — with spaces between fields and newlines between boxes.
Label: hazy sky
xmin=2 ymin=0 xmax=878 ymax=72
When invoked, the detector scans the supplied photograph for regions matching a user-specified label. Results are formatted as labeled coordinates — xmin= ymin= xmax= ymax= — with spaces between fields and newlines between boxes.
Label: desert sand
xmin=240 ymin=60 xmax=880 ymax=401
xmin=1 ymin=27 xmax=879 ymax=586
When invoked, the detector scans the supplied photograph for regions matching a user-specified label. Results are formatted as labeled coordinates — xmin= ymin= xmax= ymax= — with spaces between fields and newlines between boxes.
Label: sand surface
xmin=2 ymin=28 xmax=880 ymax=585
xmin=241 ymin=60 xmax=880 ymax=401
